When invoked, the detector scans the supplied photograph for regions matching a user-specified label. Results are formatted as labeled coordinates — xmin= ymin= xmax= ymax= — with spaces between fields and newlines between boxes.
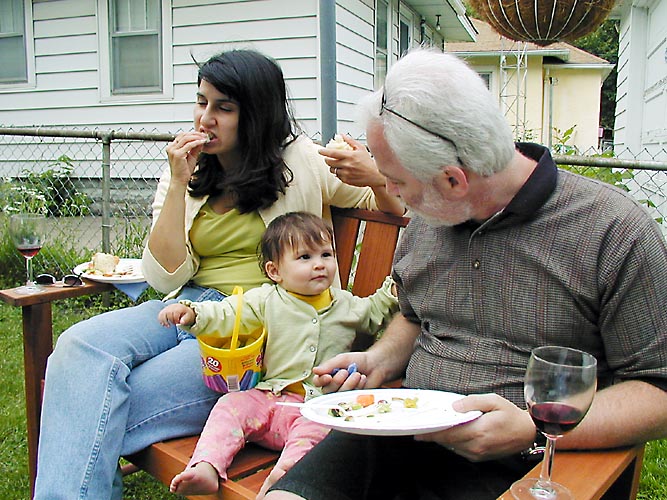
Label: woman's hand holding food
xmin=148 ymin=131 xmax=208 ymax=272
xmin=320 ymin=134 xmax=405 ymax=215
xmin=319 ymin=134 xmax=386 ymax=188
xmin=166 ymin=131 xmax=210 ymax=185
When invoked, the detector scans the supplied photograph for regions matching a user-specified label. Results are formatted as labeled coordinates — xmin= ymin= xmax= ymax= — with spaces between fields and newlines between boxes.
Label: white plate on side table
xmin=73 ymin=258 xmax=145 ymax=284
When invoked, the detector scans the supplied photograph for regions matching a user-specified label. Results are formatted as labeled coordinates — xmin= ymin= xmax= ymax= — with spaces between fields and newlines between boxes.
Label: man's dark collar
xmin=454 ymin=142 xmax=557 ymax=231
xmin=506 ymin=143 xmax=558 ymax=219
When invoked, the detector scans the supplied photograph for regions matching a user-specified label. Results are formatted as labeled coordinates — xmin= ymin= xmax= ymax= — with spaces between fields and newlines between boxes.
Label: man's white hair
xmin=358 ymin=48 xmax=515 ymax=181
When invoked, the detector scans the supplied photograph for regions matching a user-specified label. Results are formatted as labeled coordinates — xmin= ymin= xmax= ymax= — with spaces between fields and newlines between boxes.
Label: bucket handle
xmin=229 ymin=286 xmax=243 ymax=352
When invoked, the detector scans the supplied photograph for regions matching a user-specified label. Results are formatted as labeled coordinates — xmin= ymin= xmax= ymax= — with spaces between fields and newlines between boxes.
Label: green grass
xmin=0 ymin=300 xmax=177 ymax=500
xmin=1 ymin=302 xmax=666 ymax=499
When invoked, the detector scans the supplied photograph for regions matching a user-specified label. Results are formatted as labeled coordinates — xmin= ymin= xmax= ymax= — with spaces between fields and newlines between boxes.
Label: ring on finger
xmin=333 ymin=167 xmax=339 ymax=176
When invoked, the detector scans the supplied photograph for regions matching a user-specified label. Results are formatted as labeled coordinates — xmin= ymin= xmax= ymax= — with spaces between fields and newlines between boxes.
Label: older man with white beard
xmin=263 ymin=48 xmax=667 ymax=500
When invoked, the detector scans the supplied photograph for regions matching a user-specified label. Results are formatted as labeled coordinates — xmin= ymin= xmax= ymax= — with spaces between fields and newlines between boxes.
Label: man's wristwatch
xmin=520 ymin=430 xmax=547 ymax=462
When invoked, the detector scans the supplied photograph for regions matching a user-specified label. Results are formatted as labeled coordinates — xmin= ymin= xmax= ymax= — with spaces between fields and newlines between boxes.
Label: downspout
xmin=319 ymin=0 xmax=337 ymax=144
xmin=547 ymin=69 xmax=554 ymax=150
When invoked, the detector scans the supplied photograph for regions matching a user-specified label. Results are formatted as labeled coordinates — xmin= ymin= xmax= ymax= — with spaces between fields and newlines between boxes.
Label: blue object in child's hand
xmin=330 ymin=363 xmax=358 ymax=376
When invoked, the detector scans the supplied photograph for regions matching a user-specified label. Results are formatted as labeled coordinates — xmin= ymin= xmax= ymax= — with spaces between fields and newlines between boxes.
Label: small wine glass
xmin=511 ymin=346 xmax=597 ymax=500
xmin=8 ymin=213 xmax=47 ymax=294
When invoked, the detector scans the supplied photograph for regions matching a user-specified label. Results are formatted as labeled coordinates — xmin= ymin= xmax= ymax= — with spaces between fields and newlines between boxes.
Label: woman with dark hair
xmin=34 ymin=49 xmax=402 ymax=500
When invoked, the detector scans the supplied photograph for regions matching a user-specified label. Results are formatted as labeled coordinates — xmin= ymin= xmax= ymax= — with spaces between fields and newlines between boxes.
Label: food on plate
xmin=356 ymin=394 xmax=375 ymax=408
xmin=90 ymin=252 xmax=120 ymax=275
xmin=403 ymin=397 xmax=418 ymax=408
xmin=325 ymin=134 xmax=353 ymax=151
xmin=376 ymin=400 xmax=392 ymax=413
xmin=326 ymin=394 xmax=420 ymax=421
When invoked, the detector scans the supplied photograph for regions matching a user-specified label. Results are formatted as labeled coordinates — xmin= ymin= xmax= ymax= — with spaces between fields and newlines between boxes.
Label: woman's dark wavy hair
xmin=188 ymin=50 xmax=299 ymax=213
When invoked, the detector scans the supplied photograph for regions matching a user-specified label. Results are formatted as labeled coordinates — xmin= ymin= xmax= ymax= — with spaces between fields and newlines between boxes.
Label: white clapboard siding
xmin=1 ymin=101 xmax=193 ymax=129
xmin=335 ymin=0 xmax=375 ymax=136
xmin=34 ymin=34 xmax=98 ymax=57
xmin=174 ymin=0 xmax=317 ymax=25
xmin=613 ymin=1 xmax=667 ymax=158
xmin=33 ymin=0 xmax=96 ymax=20
xmin=173 ymin=38 xmax=321 ymax=67
xmin=35 ymin=52 xmax=99 ymax=76
xmin=643 ymin=0 xmax=667 ymax=152
xmin=35 ymin=71 xmax=99 ymax=91
xmin=613 ymin=19 xmax=630 ymax=151
xmin=173 ymin=17 xmax=318 ymax=46
xmin=33 ymin=15 xmax=98 ymax=39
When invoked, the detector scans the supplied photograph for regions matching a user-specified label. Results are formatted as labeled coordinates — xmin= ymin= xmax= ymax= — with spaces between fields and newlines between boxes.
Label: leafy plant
xmin=552 ymin=125 xmax=634 ymax=192
xmin=0 ymin=177 xmax=48 ymax=215
xmin=111 ymin=217 xmax=150 ymax=258
xmin=552 ymin=126 xmax=577 ymax=155
xmin=2 ymin=155 xmax=93 ymax=217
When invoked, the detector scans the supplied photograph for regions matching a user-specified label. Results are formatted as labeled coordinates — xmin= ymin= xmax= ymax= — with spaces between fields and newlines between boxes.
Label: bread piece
xmin=91 ymin=252 xmax=120 ymax=274
xmin=325 ymin=134 xmax=353 ymax=151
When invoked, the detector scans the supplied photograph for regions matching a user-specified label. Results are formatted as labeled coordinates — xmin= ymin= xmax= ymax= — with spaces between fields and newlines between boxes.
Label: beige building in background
xmin=446 ymin=19 xmax=614 ymax=152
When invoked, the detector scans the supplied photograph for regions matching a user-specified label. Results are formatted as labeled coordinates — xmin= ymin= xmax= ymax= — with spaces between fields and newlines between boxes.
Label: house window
xmin=0 ymin=0 xmax=27 ymax=83
xmin=109 ymin=0 xmax=162 ymax=94
xmin=375 ymin=0 xmax=388 ymax=88
xmin=475 ymin=68 xmax=499 ymax=101
xmin=399 ymin=19 xmax=410 ymax=56
xmin=478 ymin=72 xmax=492 ymax=89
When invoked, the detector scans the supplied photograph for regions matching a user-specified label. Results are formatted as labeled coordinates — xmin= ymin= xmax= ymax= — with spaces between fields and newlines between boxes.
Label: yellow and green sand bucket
xmin=197 ymin=286 xmax=266 ymax=393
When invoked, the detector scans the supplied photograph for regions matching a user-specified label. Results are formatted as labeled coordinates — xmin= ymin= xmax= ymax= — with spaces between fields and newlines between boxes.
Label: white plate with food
xmin=299 ymin=388 xmax=482 ymax=436
xmin=73 ymin=256 xmax=145 ymax=284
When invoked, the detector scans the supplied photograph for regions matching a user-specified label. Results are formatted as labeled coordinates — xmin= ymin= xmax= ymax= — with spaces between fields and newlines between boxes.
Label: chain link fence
xmin=1 ymin=126 xmax=667 ymax=278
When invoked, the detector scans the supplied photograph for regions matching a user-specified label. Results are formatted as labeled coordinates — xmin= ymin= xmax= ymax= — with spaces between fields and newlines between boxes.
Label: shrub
xmin=1 ymin=155 xmax=92 ymax=217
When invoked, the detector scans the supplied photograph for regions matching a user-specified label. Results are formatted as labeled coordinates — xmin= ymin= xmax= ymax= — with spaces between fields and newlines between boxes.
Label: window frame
xmin=374 ymin=0 xmax=389 ymax=89
xmin=0 ymin=0 xmax=35 ymax=89
xmin=476 ymin=66 xmax=499 ymax=101
xmin=399 ymin=16 xmax=411 ymax=57
xmin=97 ymin=0 xmax=172 ymax=101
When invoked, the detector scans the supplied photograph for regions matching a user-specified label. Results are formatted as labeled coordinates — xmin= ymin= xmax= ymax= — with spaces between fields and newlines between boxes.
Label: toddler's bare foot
xmin=170 ymin=461 xmax=220 ymax=495
xmin=256 ymin=465 xmax=288 ymax=499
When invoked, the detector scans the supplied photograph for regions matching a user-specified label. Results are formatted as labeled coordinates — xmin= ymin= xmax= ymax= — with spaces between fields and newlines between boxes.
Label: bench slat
xmin=498 ymin=445 xmax=644 ymax=500
xmin=127 ymin=438 xmax=278 ymax=500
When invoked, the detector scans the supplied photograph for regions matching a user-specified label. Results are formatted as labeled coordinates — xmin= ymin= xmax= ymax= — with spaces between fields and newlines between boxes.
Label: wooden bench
xmin=0 ymin=207 xmax=645 ymax=499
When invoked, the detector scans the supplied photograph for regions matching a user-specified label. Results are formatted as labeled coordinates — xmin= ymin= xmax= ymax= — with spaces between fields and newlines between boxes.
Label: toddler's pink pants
xmin=188 ymin=389 xmax=330 ymax=480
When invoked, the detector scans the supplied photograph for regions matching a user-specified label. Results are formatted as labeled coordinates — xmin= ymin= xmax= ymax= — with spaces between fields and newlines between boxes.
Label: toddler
xmin=158 ymin=211 xmax=398 ymax=497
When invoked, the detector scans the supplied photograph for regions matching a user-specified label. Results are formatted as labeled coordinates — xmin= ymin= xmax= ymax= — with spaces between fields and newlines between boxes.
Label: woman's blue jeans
xmin=33 ymin=286 xmax=224 ymax=500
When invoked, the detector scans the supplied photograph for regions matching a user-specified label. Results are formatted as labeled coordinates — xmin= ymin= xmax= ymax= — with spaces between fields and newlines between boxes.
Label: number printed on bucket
xmin=205 ymin=356 xmax=221 ymax=373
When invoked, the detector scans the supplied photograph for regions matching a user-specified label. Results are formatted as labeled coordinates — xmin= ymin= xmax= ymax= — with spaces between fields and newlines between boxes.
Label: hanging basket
xmin=468 ymin=0 xmax=615 ymax=46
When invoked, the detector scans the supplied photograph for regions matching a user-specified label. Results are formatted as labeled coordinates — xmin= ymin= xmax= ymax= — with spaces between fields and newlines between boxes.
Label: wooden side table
xmin=0 ymin=280 xmax=113 ymax=496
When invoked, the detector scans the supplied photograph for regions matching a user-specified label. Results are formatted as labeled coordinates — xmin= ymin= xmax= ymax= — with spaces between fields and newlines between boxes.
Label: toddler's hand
xmin=158 ymin=304 xmax=195 ymax=327
xmin=330 ymin=363 xmax=358 ymax=377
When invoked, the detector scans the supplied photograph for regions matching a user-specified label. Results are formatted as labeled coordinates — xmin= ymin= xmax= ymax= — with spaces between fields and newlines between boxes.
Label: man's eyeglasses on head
xmin=379 ymin=90 xmax=464 ymax=167
xmin=35 ymin=273 xmax=84 ymax=287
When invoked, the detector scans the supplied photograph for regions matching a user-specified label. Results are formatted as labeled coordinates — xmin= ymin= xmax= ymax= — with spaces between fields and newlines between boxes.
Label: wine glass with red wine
xmin=8 ymin=213 xmax=47 ymax=294
xmin=511 ymin=346 xmax=597 ymax=500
